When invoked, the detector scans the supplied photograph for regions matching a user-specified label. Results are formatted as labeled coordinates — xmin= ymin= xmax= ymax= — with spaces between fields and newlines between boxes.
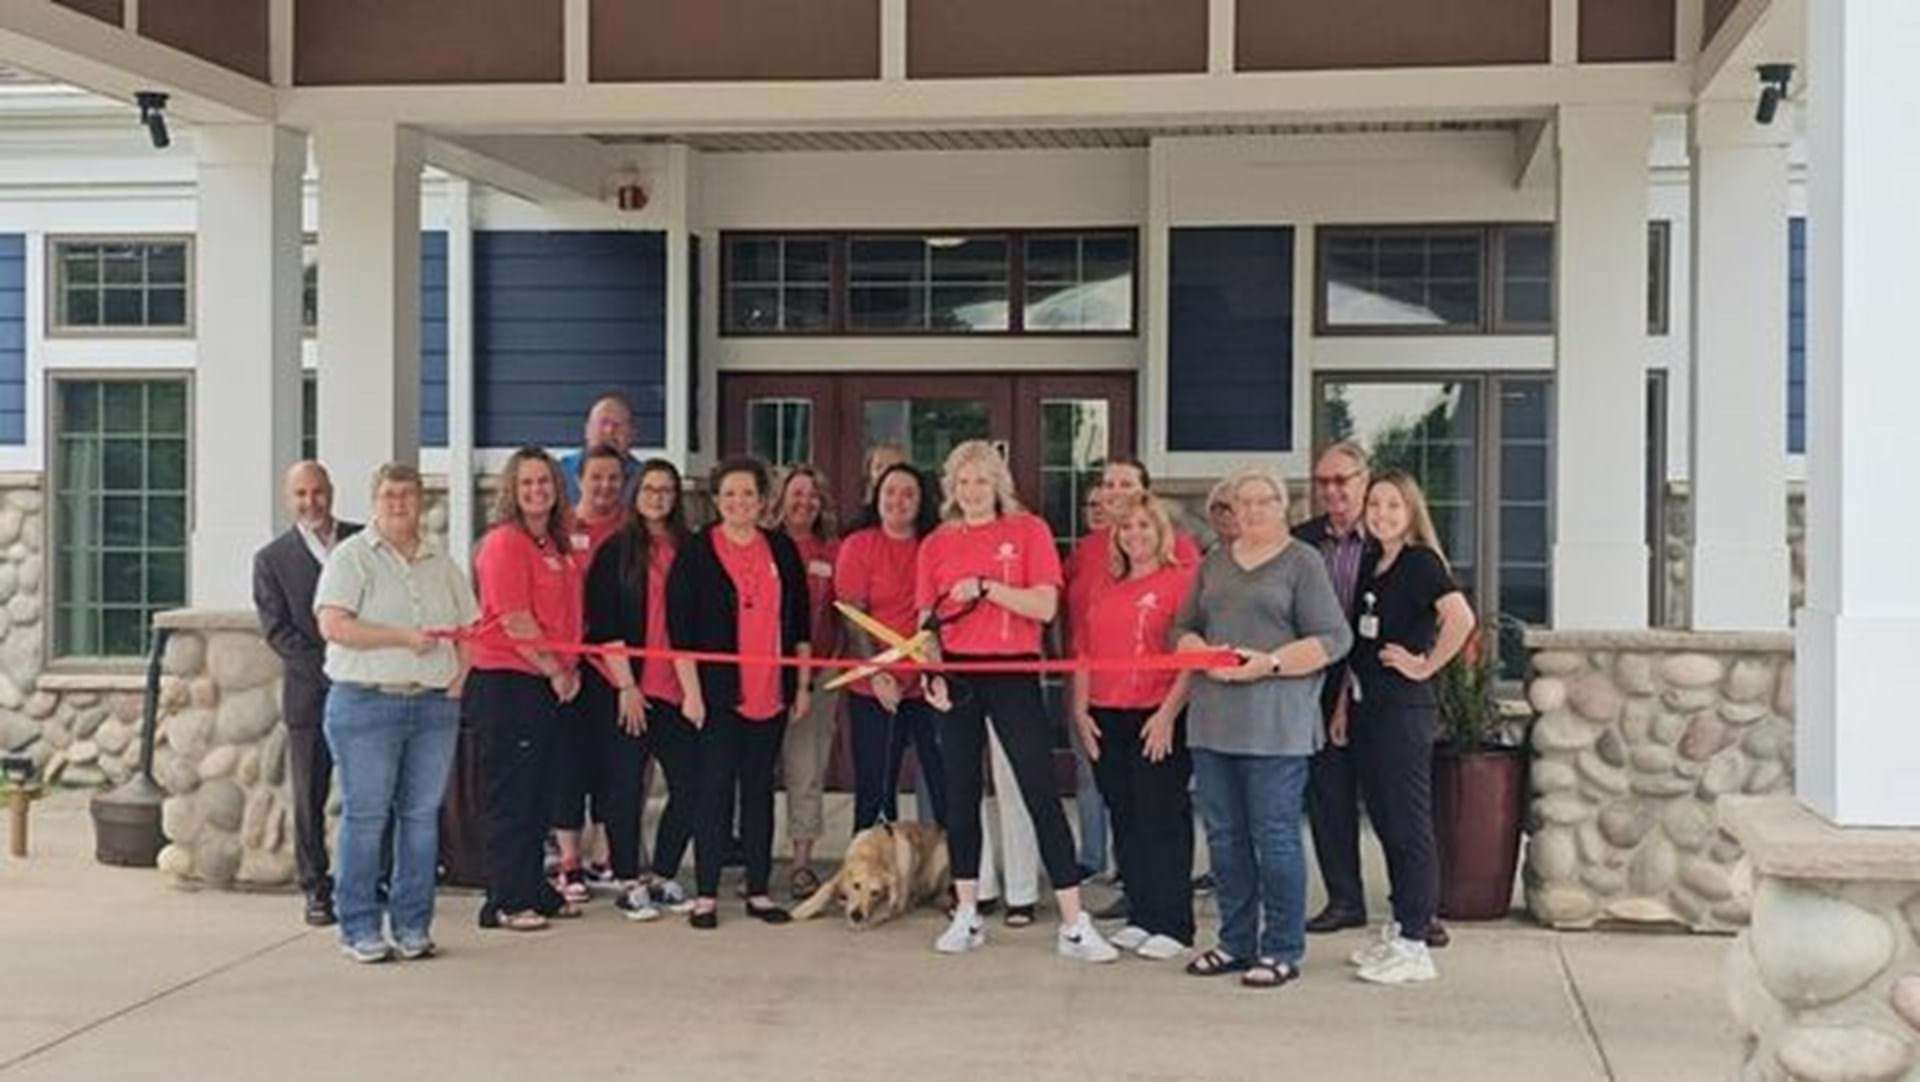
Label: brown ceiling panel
xmin=54 ymin=0 xmax=123 ymax=25
xmin=296 ymin=0 xmax=563 ymax=86
xmin=592 ymin=0 xmax=879 ymax=82
xmin=1579 ymin=0 xmax=1675 ymax=63
xmin=1703 ymin=0 xmax=1740 ymax=51
xmin=909 ymin=0 xmax=1207 ymax=78
xmin=1237 ymin=0 xmax=1550 ymax=70
xmin=140 ymin=1 xmax=270 ymax=82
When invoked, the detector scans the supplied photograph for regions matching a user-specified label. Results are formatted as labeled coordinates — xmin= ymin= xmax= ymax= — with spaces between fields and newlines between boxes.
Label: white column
xmin=190 ymin=125 xmax=303 ymax=608
xmin=1551 ymin=104 xmax=1653 ymax=629
xmin=1797 ymin=0 xmax=1920 ymax=826
xmin=444 ymin=178 xmax=476 ymax=568
xmin=1687 ymin=100 xmax=1790 ymax=630
xmin=664 ymin=143 xmax=692 ymax=464
xmin=314 ymin=121 xmax=423 ymax=523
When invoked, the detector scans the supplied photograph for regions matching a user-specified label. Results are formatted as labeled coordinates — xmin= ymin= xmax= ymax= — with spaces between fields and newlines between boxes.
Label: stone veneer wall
xmin=1721 ymin=798 xmax=1920 ymax=1082
xmin=1523 ymin=630 xmax=1795 ymax=932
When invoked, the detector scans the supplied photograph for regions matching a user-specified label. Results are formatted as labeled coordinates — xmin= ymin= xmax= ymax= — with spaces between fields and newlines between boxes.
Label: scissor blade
xmin=833 ymin=600 xmax=916 ymax=652
xmin=821 ymin=629 xmax=934 ymax=691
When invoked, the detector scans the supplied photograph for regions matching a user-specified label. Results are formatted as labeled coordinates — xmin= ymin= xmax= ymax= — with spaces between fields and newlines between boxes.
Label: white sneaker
xmin=1135 ymin=934 xmax=1187 ymax=961
xmin=1348 ymin=921 xmax=1402 ymax=968
xmin=1057 ymin=913 xmax=1120 ymax=964
xmin=1356 ymin=938 xmax=1439 ymax=985
xmin=935 ymin=909 xmax=986 ymax=954
xmin=1109 ymin=925 xmax=1150 ymax=951
xmin=650 ymin=879 xmax=695 ymax=914
xmin=341 ymin=940 xmax=393 ymax=965
xmin=616 ymin=883 xmax=662 ymax=922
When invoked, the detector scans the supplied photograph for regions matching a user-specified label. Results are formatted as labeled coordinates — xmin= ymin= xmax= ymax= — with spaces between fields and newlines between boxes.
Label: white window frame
xmin=45 ymin=234 xmax=196 ymax=339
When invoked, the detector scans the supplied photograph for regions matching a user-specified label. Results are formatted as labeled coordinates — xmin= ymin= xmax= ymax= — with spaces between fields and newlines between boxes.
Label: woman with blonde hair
xmin=769 ymin=464 xmax=842 ymax=899
xmin=915 ymin=439 xmax=1116 ymax=962
xmin=1070 ymin=492 xmax=1199 ymax=960
xmin=1341 ymin=469 xmax=1474 ymax=986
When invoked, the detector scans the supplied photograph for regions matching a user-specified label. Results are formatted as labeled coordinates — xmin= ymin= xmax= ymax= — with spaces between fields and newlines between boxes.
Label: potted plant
xmin=1430 ymin=616 xmax=1530 ymax=921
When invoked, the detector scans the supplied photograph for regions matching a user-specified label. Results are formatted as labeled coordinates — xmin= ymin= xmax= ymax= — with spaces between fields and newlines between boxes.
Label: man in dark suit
xmin=253 ymin=461 xmax=362 ymax=926
xmin=1295 ymin=443 xmax=1446 ymax=948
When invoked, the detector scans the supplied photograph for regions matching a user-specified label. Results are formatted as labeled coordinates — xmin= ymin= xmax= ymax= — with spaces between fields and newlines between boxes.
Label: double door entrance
xmin=721 ymin=372 xmax=1135 ymax=553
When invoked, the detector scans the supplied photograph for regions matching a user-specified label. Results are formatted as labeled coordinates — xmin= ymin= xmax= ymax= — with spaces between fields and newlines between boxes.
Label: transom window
xmin=51 ymin=238 xmax=191 ymax=334
xmin=54 ymin=379 xmax=189 ymax=658
xmin=721 ymin=230 xmax=1136 ymax=337
xmin=1316 ymin=224 xmax=1554 ymax=335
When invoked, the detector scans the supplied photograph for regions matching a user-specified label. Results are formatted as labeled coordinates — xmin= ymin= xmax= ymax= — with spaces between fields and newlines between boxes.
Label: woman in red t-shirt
xmin=665 ymin=456 xmax=811 ymax=929
xmin=582 ymin=457 xmax=697 ymax=921
xmin=835 ymin=462 xmax=946 ymax=833
xmin=770 ymin=465 xmax=841 ymax=900
xmin=915 ymin=439 xmax=1116 ymax=963
xmin=467 ymin=446 xmax=585 ymax=932
xmin=1071 ymin=492 xmax=1199 ymax=961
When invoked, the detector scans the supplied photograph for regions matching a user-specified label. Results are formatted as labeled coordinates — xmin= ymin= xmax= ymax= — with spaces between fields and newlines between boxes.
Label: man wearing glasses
xmin=1293 ymin=444 xmax=1447 ymax=948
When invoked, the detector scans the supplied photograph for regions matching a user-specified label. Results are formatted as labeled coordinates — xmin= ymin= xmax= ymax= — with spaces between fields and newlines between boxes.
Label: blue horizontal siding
xmin=1787 ymin=217 xmax=1806 ymax=455
xmin=420 ymin=231 xmax=448 ymax=447
xmin=474 ymin=230 xmax=666 ymax=449
xmin=0 ymin=236 xmax=24 ymax=444
xmin=1168 ymin=227 xmax=1295 ymax=452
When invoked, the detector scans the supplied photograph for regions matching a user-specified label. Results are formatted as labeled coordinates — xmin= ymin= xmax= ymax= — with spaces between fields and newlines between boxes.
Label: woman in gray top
xmin=1174 ymin=466 xmax=1352 ymax=989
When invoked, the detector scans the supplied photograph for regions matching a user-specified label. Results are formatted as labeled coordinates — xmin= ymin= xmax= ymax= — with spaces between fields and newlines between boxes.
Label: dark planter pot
xmin=1431 ymin=744 xmax=1527 ymax=921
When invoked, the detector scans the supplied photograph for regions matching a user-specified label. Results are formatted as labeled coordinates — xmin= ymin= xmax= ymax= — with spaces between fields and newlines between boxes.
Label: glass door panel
xmin=860 ymin=397 xmax=993 ymax=479
xmin=1036 ymin=399 xmax=1110 ymax=557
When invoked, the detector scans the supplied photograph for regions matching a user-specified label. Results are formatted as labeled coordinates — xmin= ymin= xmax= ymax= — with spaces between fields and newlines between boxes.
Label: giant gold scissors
xmin=822 ymin=600 xmax=935 ymax=691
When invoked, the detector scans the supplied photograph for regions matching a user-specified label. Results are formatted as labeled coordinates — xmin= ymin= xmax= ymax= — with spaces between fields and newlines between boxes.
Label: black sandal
xmin=689 ymin=908 xmax=718 ymax=930
xmin=745 ymin=900 xmax=792 ymax=925
xmin=1185 ymin=949 xmax=1251 ymax=977
xmin=1004 ymin=904 xmax=1036 ymax=928
xmin=1240 ymin=957 xmax=1300 ymax=989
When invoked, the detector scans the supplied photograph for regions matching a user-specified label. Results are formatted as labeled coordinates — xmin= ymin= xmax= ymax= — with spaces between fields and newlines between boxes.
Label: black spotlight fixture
xmin=135 ymin=90 xmax=170 ymax=149
xmin=1755 ymin=63 xmax=1794 ymax=126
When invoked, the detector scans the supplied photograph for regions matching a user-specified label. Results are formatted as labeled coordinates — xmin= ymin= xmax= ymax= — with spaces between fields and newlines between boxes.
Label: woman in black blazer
xmin=666 ymin=456 xmax=812 ymax=929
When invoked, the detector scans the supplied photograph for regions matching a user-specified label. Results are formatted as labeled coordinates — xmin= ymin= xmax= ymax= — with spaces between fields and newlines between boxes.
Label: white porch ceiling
xmin=595 ymin=119 xmax=1520 ymax=153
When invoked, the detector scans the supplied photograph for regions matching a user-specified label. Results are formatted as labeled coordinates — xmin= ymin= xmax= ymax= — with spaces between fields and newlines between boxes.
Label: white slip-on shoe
xmin=1135 ymin=934 xmax=1187 ymax=961
xmin=1356 ymin=938 xmax=1439 ymax=985
xmin=1348 ymin=921 xmax=1403 ymax=968
xmin=341 ymin=939 xmax=393 ymax=965
xmin=1109 ymin=925 xmax=1151 ymax=951
xmin=1057 ymin=913 xmax=1120 ymax=964
xmin=935 ymin=909 xmax=986 ymax=954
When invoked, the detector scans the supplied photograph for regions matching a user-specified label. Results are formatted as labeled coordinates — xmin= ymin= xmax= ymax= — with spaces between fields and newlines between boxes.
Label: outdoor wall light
xmin=135 ymin=90 xmax=170 ymax=149
xmin=1755 ymin=64 xmax=1794 ymax=126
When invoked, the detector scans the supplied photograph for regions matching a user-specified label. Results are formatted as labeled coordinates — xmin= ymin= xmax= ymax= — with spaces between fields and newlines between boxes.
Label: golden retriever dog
xmin=791 ymin=820 xmax=950 ymax=929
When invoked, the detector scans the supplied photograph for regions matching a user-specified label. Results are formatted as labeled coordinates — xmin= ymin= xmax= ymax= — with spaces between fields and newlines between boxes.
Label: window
xmin=51 ymin=238 xmax=191 ymax=333
xmin=1036 ymin=399 xmax=1109 ymax=557
xmin=720 ymin=230 xmax=1136 ymax=336
xmin=746 ymin=397 xmax=813 ymax=467
xmin=1023 ymin=233 xmax=1135 ymax=332
xmin=1648 ymin=221 xmax=1671 ymax=336
xmin=1788 ymin=217 xmax=1806 ymax=454
xmin=1317 ymin=224 xmax=1558 ymax=335
xmin=302 ymin=235 xmax=319 ymax=331
xmin=54 ymin=379 xmax=189 ymax=658
xmin=301 ymin=372 xmax=317 ymax=462
xmin=724 ymin=235 xmax=832 ymax=333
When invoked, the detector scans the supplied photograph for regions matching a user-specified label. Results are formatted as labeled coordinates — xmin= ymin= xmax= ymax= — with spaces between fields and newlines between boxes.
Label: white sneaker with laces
xmin=341 ymin=940 xmax=393 ymax=964
xmin=1348 ymin=921 xmax=1402 ymax=968
xmin=650 ymin=879 xmax=695 ymax=914
xmin=1135 ymin=934 xmax=1187 ymax=961
xmin=935 ymin=909 xmax=986 ymax=954
xmin=1109 ymin=925 xmax=1150 ymax=951
xmin=1057 ymin=913 xmax=1120 ymax=964
xmin=617 ymin=882 xmax=662 ymax=922
xmin=1356 ymin=938 xmax=1439 ymax=985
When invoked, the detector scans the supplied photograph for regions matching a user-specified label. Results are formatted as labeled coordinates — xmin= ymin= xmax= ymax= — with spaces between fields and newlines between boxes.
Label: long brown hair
xmin=1366 ymin=469 xmax=1450 ymax=569
xmin=770 ymin=463 xmax=838 ymax=541
xmin=492 ymin=446 xmax=569 ymax=543
xmin=620 ymin=458 xmax=690 ymax=590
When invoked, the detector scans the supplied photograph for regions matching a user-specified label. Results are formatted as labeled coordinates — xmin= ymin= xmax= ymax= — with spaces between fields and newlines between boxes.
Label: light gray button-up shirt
xmin=315 ymin=524 xmax=478 ymax=688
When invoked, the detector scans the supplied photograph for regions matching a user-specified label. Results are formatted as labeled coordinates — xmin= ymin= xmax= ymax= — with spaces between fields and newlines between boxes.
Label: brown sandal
xmin=1185 ymin=949 xmax=1251 ymax=977
xmin=1240 ymin=957 xmax=1300 ymax=989
xmin=789 ymin=866 xmax=822 ymax=900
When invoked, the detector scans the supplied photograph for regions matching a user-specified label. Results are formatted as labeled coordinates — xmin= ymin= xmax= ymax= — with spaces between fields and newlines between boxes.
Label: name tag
xmin=808 ymin=560 xmax=834 ymax=579
xmin=544 ymin=556 xmax=563 ymax=572
xmin=1358 ymin=614 xmax=1380 ymax=641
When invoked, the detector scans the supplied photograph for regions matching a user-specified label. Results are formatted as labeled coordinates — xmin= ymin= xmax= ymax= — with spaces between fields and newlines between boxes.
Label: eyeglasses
xmin=1208 ymin=502 xmax=1233 ymax=514
xmin=1312 ymin=471 xmax=1362 ymax=488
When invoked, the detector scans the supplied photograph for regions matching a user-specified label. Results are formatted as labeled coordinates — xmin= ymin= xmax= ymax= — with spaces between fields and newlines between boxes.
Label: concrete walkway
xmin=2 ymin=791 xmax=1739 ymax=1082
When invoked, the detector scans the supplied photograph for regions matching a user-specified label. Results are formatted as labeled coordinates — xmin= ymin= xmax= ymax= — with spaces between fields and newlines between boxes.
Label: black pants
xmin=1350 ymin=698 xmax=1438 ymax=938
xmin=941 ymin=661 xmax=1081 ymax=892
xmin=467 ymin=669 xmax=565 ymax=916
xmin=548 ymin=691 xmax=598 ymax=833
xmin=1307 ymin=739 xmax=1367 ymax=919
xmin=693 ymin=706 xmax=787 ymax=899
xmin=647 ymin=700 xmax=701 ymax=880
xmin=1089 ymin=707 xmax=1195 ymax=944
xmin=286 ymin=721 xmax=334 ymax=897
xmin=848 ymin=693 xmax=948 ymax=832
xmin=566 ymin=670 xmax=654 ymax=880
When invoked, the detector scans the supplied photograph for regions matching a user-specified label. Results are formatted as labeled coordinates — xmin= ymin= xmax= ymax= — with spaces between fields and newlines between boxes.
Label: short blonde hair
xmin=369 ymin=461 xmax=422 ymax=499
xmin=770 ymin=463 xmax=838 ymax=540
xmin=939 ymin=439 xmax=1023 ymax=520
xmin=1106 ymin=493 xmax=1177 ymax=579
xmin=1225 ymin=466 xmax=1290 ymax=516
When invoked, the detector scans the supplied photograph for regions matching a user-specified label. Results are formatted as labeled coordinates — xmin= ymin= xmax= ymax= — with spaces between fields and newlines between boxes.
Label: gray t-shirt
xmin=1172 ymin=539 xmax=1354 ymax=757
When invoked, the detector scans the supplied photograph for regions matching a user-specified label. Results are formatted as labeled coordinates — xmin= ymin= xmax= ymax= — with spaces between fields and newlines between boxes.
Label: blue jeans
xmin=323 ymin=684 xmax=460 ymax=946
xmin=1192 ymin=749 xmax=1310 ymax=964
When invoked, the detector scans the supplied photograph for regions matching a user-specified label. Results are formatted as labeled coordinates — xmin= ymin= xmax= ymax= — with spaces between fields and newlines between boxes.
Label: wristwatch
xmin=1268 ymin=653 xmax=1283 ymax=677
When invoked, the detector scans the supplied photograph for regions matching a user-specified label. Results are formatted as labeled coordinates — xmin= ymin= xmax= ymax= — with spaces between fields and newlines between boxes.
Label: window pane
xmin=60 ymin=382 xmax=99 ymax=433
xmin=303 ymin=241 xmax=320 ymax=328
xmin=103 ymin=439 xmax=144 ymax=490
xmin=102 ymin=288 xmax=144 ymax=325
xmin=149 ymin=383 xmax=187 ymax=434
xmin=848 ymin=286 xmax=924 ymax=330
xmin=727 ymin=286 xmax=780 ymax=331
xmin=783 ymin=240 xmax=832 ymax=283
xmin=1499 ymin=505 xmax=1550 ymax=563
xmin=63 ymin=248 xmax=100 ymax=285
xmin=147 ymin=552 xmax=186 ymax=606
xmin=101 ymin=608 xmax=146 ymax=658
xmin=848 ymin=238 xmax=924 ymax=285
xmin=1083 ymin=236 xmax=1133 ymax=284
xmin=930 ymin=286 xmax=1008 ymax=332
xmin=1502 ymin=228 xmax=1552 ymax=279
xmin=102 ymin=551 xmax=144 ymax=604
xmin=103 ymin=383 xmax=145 ymax=433
xmin=1025 ymin=237 xmax=1077 ymax=282
xmin=728 ymin=238 xmax=782 ymax=283
xmin=102 ymin=496 xmax=144 ymax=546
xmin=1322 ymin=230 xmax=1485 ymax=329
xmin=148 ymin=438 xmax=187 ymax=491
xmin=1501 ymin=281 xmax=1552 ymax=327
xmin=146 ymin=286 xmax=186 ymax=327
xmin=101 ymin=247 xmax=143 ymax=285
xmin=64 ymin=288 xmax=99 ymax=327
xmin=1499 ymin=442 xmax=1548 ymax=502
xmin=930 ymin=238 xmax=1007 ymax=283
xmin=147 ymin=243 xmax=187 ymax=284
xmin=148 ymin=496 xmax=186 ymax=547
xmin=784 ymin=286 xmax=831 ymax=331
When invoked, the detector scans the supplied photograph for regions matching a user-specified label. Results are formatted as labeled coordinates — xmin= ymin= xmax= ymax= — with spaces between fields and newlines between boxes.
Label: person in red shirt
xmin=467 ymin=446 xmax=585 ymax=932
xmin=835 ymin=462 xmax=946 ymax=833
xmin=769 ymin=465 xmax=842 ymax=900
xmin=1071 ymin=492 xmax=1199 ymax=961
xmin=666 ymin=456 xmax=812 ymax=929
xmin=582 ymin=458 xmax=698 ymax=922
xmin=915 ymin=439 xmax=1117 ymax=963
xmin=550 ymin=443 xmax=629 ymax=901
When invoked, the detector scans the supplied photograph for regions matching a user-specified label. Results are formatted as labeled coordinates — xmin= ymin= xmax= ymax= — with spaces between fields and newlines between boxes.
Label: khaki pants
xmin=782 ymin=683 xmax=842 ymax=842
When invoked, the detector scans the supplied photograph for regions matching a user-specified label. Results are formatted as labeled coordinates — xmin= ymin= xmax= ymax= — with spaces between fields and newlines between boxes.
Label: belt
xmin=347 ymin=682 xmax=439 ymax=698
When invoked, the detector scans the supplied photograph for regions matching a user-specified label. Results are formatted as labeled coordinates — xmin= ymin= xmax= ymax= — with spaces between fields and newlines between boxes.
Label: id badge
xmin=1358 ymin=613 xmax=1380 ymax=641
xmin=808 ymin=559 xmax=834 ymax=579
